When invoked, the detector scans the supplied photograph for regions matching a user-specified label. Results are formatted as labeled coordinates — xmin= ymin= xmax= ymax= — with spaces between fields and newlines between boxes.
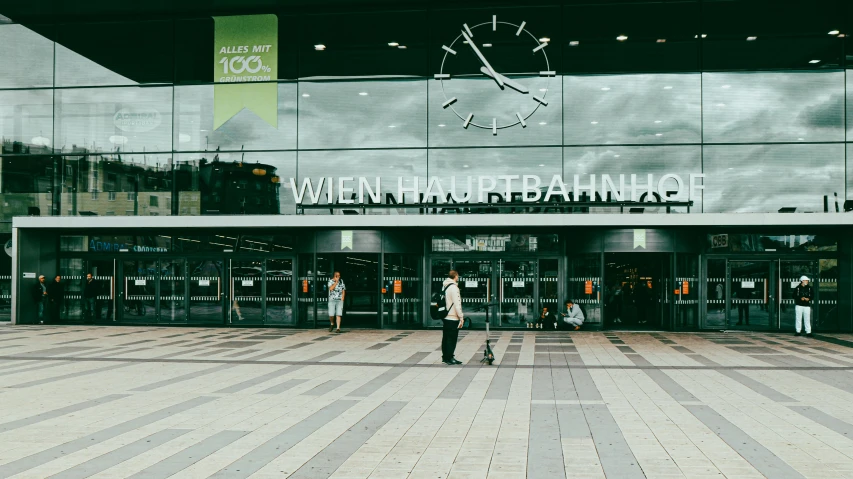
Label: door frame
xmin=601 ymin=252 xmax=673 ymax=331
xmin=227 ymin=255 xmax=297 ymax=327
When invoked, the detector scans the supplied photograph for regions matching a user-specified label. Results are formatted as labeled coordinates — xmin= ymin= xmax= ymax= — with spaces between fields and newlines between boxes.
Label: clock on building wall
xmin=436 ymin=16 xmax=553 ymax=134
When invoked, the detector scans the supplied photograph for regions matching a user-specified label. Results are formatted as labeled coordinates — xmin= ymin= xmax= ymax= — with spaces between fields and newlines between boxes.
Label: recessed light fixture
xmin=616 ymin=35 xmax=628 ymax=41
xmin=482 ymin=43 xmax=492 ymax=47
xmin=388 ymin=125 xmax=396 ymax=128
xmin=601 ymin=87 xmax=611 ymax=91
xmin=839 ymin=34 xmax=847 ymax=38
xmin=809 ymin=59 xmax=821 ymax=64
xmin=569 ymin=40 xmax=580 ymax=46
xmin=655 ymin=133 xmax=663 ymax=137
xmin=539 ymin=122 xmax=547 ymax=125
xmin=438 ymin=124 xmax=446 ymax=127
xmin=538 ymin=164 xmax=545 ymax=167
xmin=717 ymin=103 xmax=726 ymax=107
xmin=358 ymin=92 xmax=368 ymax=96
xmin=314 ymin=44 xmax=326 ymax=51
xmin=829 ymin=30 xmax=840 ymax=35
xmin=721 ymin=85 xmax=731 ymax=89
xmin=591 ymin=121 xmax=599 ymax=124
xmin=695 ymin=34 xmax=708 ymax=39
xmin=539 ymin=37 xmax=550 ymax=43
xmin=797 ymin=138 xmax=805 ymax=141
xmin=656 ymin=39 xmax=666 ymax=43
xmin=614 ymin=154 xmax=621 ymax=158
xmin=398 ymin=45 xmax=407 ymax=49
xmin=388 ymin=42 xmax=399 ymax=47
xmin=663 ymin=86 xmax=673 ymax=90
xmin=539 ymin=88 xmax=548 ymax=92
xmin=301 ymin=93 xmax=310 ymax=97
xmin=654 ymin=120 xmax=662 ymax=124
xmin=463 ymin=164 xmax=469 ymax=168
xmin=746 ymin=36 xmax=757 ymax=41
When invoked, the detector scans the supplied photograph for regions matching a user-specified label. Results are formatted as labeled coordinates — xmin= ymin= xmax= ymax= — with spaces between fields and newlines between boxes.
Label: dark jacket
xmin=32 ymin=281 xmax=47 ymax=302
xmin=793 ymin=284 xmax=814 ymax=307
xmin=83 ymin=279 xmax=99 ymax=299
xmin=536 ymin=309 xmax=558 ymax=328
xmin=46 ymin=281 xmax=65 ymax=302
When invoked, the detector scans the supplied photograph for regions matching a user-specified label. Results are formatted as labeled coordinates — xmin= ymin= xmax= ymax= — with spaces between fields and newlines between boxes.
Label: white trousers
xmin=795 ymin=305 xmax=811 ymax=334
xmin=564 ymin=317 xmax=583 ymax=327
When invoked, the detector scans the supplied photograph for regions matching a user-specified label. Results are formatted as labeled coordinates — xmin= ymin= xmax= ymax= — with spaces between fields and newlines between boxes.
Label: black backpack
xmin=430 ymin=283 xmax=455 ymax=320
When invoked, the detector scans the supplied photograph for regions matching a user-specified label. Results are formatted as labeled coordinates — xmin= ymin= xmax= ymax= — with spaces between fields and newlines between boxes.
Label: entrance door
xmin=119 ymin=259 xmax=157 ymax=324
xmin=265 ymin=258 xmax=295 ymax=326
xmin=727 ymin=260 xmax=775 ymax=330
xmin=159 ymin=259 xmax=187 ymax=323
xmin=496 ymin=260 xmax=535 ymax=327
xmin=188 ymin=259 xmax=225 ymax=325
xmin=231 ymin=259 xmax=264 ymax=325
xmin=449 ymin=259 xmax=492 ymax=328
xmin=603 ymin=253 xmax=669 ymax=329
xmin=317 ymin=254 xmax=380 ymax=328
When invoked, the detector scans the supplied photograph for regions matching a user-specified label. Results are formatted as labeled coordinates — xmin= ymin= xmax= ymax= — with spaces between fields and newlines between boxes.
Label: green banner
xmin=213 ymin=14 xmax=278 ymax=130
xmin=341 ymin=231 xmax=354 ymax=250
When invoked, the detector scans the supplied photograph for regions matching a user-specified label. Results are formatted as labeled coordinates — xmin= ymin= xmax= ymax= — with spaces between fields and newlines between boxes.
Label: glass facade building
xmin=2 ymin=0 xmax=852 ymax=331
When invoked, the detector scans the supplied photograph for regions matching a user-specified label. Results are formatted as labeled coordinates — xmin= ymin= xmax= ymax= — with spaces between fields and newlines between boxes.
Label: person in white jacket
xmin=441 ymin=270 xmax=465 ymax=365
xmin=560 ymin=300 xmax=585 ymax=330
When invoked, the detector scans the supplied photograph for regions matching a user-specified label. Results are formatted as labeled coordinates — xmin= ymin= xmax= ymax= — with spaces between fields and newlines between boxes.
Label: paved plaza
xmin=1 ymin=326 xmax=853 ymax=478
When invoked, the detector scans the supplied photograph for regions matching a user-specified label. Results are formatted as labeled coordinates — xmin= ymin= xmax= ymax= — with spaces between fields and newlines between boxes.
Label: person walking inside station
xmin=794 ymin=275 xmax=814 ymax=337
xmin=327 ymin=271 xmax=346 ymax=333
xmin=47 ymin=274 xmax=64 ymax=324
xmin=32 ymin=275 xmax=48 ymax=323
xmin=560 ymin=299 xmax=585 ymax=330
xmin=83 ymin=273 xmax=99 ymax=323
xmin=441 ymin=270 xmax=464 ymax=365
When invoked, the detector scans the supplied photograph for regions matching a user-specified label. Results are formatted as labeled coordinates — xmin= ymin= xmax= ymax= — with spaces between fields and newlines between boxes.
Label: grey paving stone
xmin=128 ymin=430 xmax=247 ymax=479
xmin=484 ymin=353 xmax=519 ymax=400
xmin=215 ymin=366 xmax=300 ymax=394
xmin=584 ymin=404 xmax=645 ymax=478
xmin=258 ymin=377 xmax=309 ymax=395
xmin=130 ymin=364 xmax=239 ymax=392
xmin=303 ymin=380 xmax=348 ymax=396
xmin=528 ymin=403 xmax=567 ymax=479
xmin=0 ymin=394 xmax=129 ymax=433
xmin=789 ymin=406 xmax=853 ymax=440
xmin=9 ymin=362 xmax=135 ymax=388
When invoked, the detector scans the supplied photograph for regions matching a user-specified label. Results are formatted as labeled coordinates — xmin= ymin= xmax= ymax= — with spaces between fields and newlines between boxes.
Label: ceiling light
xmin=695 ymin=34 xmax=708 ymax=39
xmin=569 ymin=41 xmax=579 ymax=46
xmin=397 ymin=45 xmax=407 ymax=49
xmin=616 ymin=35 xmax=628 ymax=41
xmin=828 ymin=30 xmax=840 ymax=35
xmin=809 ymin=59 xmax=821 ymax=64
xmin=539 ymin=122 xmax=547 ymax=125
xmin=388 ymin=125 xmax=396 ymax=128
xmin=717 ymin=103 xmax=726 ymax=107
xmin=721 ymin=85 xmax=731 ymax=89
xmin=358 ymin=92 xmax=368 ymax=96
xmin=590 ymin=121 xmax=598 ymax=124
xmin=663 ymin=86 xmax=673 ymax=90
xmin=314 ymin=44 xmax=326 ymax=51
xmin=463 ymin=164 xmax=469 ymax=168
xmin=301 ymin=93 xmax=310 ymax=97
xmin=746 ymin=36 xmax=757 ymax=41
xmin=601 ymin=87 xmax=611 ymax=91
xmin=655 ymin=133 xmax=663 ymax=136
xmin=538 ymin=164 xmax=545 ymax=167
xmin=797 ymin=138 xmax=804 ymax=141
xmin=539 ymin=37 xmax=550 ymax=43
xmin=614 ymin=154 xmax=620 ymax=158
xmin=654 ymin=120 xmax=662 ymax=124
xmin=539 ymin=88 xmax=548 ymax=92
xmin=482 ymin=44 xmax=492 ymax=47
xmin=656 ymin=39 xmax=666 ymax=43
xmin=388 ymin=42 xmax=399 ymax=47
xmin=838 ymin=34 xmax=847 ymax=38
xmin=438 ymin=124 xmax=446 ymax=127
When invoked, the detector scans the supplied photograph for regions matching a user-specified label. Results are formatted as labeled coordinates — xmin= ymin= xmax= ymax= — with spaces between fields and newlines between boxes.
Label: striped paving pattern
xmin=0 ymin=326 xmax=852 ymax=478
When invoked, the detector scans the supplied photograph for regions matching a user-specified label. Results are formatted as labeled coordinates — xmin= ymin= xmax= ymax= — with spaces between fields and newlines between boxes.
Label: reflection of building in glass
xmin=1 ymin=141 xmax=280 ymax=217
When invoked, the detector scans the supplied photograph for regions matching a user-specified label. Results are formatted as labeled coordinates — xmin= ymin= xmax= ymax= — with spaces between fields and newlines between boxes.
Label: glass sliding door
xmin=59 ymin=258 xmax=85 ymax=323
xmin=778 ymin=260 xmax=816 ymax=333
xmin=496 ymin=260 xmax=535 ymax=327
xmin=266 ymin=258 xmax=294 ymax=326
xmin=570 ymin=254 xmax=601 ymax=327
xmin=705 ymin=259 xmax=727 ymax=329
xmin=120 ymin=259 xmax=156 ymax=324
xmin=675 ymin=254 xmax=699 ymax=329
xmin=88 ymin=259 xmax=116 ymax=323
xmin=231 ymin=259 xmax=264 ymax=325
xmin=451 ymin=259 xmax=492 ymax=328
xmin=188 ymin=259 xmax=224 ymax=325
xmin=159 ymin=258 xmax=187 ymax=323
xmin=297 ymin=254 xmax=316 ymax=328
xmin=382 ymin=254 xmax=421 ymax=328
xmin=728 ymin=260 xmax=774 ymax=330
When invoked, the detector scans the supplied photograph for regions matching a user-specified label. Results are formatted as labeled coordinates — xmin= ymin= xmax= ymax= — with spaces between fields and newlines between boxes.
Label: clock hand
xmin=479 ymin=67 xmax=528 ymax=93
xmin=460 ymin=30 xmax=504 ymax=88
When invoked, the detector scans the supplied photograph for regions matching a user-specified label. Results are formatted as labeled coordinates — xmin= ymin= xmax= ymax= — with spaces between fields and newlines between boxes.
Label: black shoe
xmin=451 ymin=358 xmax=463 ymax=364
xmin=795 ymin=332 xmax=801 ymax=336
xmin=806 ymin=333 xmax=813 ymax=338
xmin=443 ymin=360 xmax=455 ymax=365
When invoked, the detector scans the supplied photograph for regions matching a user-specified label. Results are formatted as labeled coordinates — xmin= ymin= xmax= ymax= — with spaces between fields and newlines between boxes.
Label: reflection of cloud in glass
xmin=0 ymin=89 xmax=54 ymax=145
xmin=55 ymin=43 xmax=134 ymax=87
xmin=703 ymin=72 xmax=845 ymax=143
xmin=563 ymin=74 xmax=701 ymax=145
xmin=0 ymin=24 xmax=54 ymax=88
xmin=704 ymin=144 xmax=844 ymax=213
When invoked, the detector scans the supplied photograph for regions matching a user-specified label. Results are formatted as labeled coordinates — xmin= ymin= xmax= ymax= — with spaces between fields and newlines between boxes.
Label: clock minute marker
xmin=463 ymin=113 xmax=473 ymax=128
xmin=492 ymin=118 xmax=497 ymax=135
xmin=516 ymin=113 xmax=527 ymax=127
xmin=493 ymin=15 xmax=497 ymax=31
xmin=442 ymin=97 xmax=457 ymax=108
xmin=532 ymin=42 xmax=547 ymax=52
xmin=533 ymin=95 xmax=549 ymax=106
xmin=463 ymin=23 xmax=474 ymax=38
xmin=516 ymin=21 xmax=526 ymax=36
xmin=442 ymin=45 xmax=456 ymax=55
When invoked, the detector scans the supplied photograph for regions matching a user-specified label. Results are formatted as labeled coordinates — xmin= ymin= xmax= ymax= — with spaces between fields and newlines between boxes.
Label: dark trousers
xmin=441 ymin=319 xmax=460 ymax=361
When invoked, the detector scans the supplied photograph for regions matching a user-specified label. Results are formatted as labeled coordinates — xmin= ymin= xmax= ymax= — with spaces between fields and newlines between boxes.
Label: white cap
xmin=800 ymin=275 xmax=810 ymax=282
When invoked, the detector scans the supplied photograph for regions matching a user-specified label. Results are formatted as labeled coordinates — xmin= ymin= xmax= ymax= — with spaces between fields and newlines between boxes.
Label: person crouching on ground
xmin=560 ymin=300 xmax=585 ymax=330
xmin=441 ymin=270 xmax=464 ymax=365
xmin=793 ymin=275 xmax=814 ymax=337
xmin=536 ymin=306 xmax=557 ymax=329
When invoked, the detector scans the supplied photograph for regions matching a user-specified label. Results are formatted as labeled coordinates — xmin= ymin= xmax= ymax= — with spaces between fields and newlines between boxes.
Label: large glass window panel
xmin=55 ymin=20 xmax=173 ymax=87
xmin=55 ymin=86 xmax=173 ymax=154
xmin=818 ymin=258 xmax=839 ymax=331
xmin=0 ymin=89 xmax=54 ymax=149
xmin=705 ymin=259 xmax=727 ymax=329
xmin=562 ymin=2 xmax=699 ymax=73
xmin=570 ymin=254 xmax=601 ymax=326
xmin=298 ymin=80 xmax=426 ymax=149
xmin=0 ymin=234 xmax=10 ymax=321
xmin=382 ymin=254 xmax=421 ymax=328
xmin=174 ymin=82 xmax=297 ymax=152
xmin=174 ymin=151 xmax=295 ymax=216
xmin=703 ymin=71 xmax=845 ymax=143
xmin=1 ymin=154 xmax=58 ymax=221
xmin=563 ymin=74 xmax=700 ymax=145
xmin=563 ymin=145 xmax=702 ymax=213
xmin=0 ymin=24 xmax=54 ymax=88
xmin=299 ymin=11 xmax=426 ymax=78
xmin=428 ymin=147 xmax=561 ymax=204
xmin=848 ymin=73 xmax=853 ymax=140
xmin=296 ymin=149 xmax=427 ymax=214
xmin=58 ymin=154 xmax=173 ymax=217
xmin=703 ymin=144 xmax=844 ymax=213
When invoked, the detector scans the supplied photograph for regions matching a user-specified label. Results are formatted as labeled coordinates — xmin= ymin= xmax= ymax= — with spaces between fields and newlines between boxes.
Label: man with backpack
xmin=440 ymin=270 xmax=464 ymax=365
xmin=793 ymin=275 xmax=814 ymax=337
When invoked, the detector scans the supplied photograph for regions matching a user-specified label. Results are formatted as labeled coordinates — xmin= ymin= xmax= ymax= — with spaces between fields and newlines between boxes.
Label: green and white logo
xmin=213 ymin=14 xmax=278 ymax=130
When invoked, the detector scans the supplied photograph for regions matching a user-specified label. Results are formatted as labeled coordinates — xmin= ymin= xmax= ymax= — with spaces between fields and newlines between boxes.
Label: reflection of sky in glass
xmin=297 ymin=149 xmax=426 ymax=213
xmin=563 ymin=74 xmax=700 ymax=145
xmin=0 ymin=89 xmax=53 ymax=145
xmin=174 ymin=83 xmax=297 ymax=152
xmin=704 ymin=144 xmax=844 ymax=213
xmin=55 ymin=44 xmax=134 ymax=87
xmin=55 ymin=87 xmax=173 ymax=154
xmin=0 ymin=24 xmax=53 ymax=88
xmin=564 ymin=146 xmax=701 ymax=212
xmin=703 ymin=71 xmax=845 ymax=143
xmin=299 ymin=80 xmax=426 ymax=149
xmin=428 ymin=77 xmax=560 ymax=147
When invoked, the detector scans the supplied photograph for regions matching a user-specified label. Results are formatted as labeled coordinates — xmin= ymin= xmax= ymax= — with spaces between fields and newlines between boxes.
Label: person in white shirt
xmin=560 ymin=299 xmax=585 ymax=330
xmin=327 ymin=271 xmax=346 ymax=333
xmin=441 ymin=270 xmax=464 ymax=365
